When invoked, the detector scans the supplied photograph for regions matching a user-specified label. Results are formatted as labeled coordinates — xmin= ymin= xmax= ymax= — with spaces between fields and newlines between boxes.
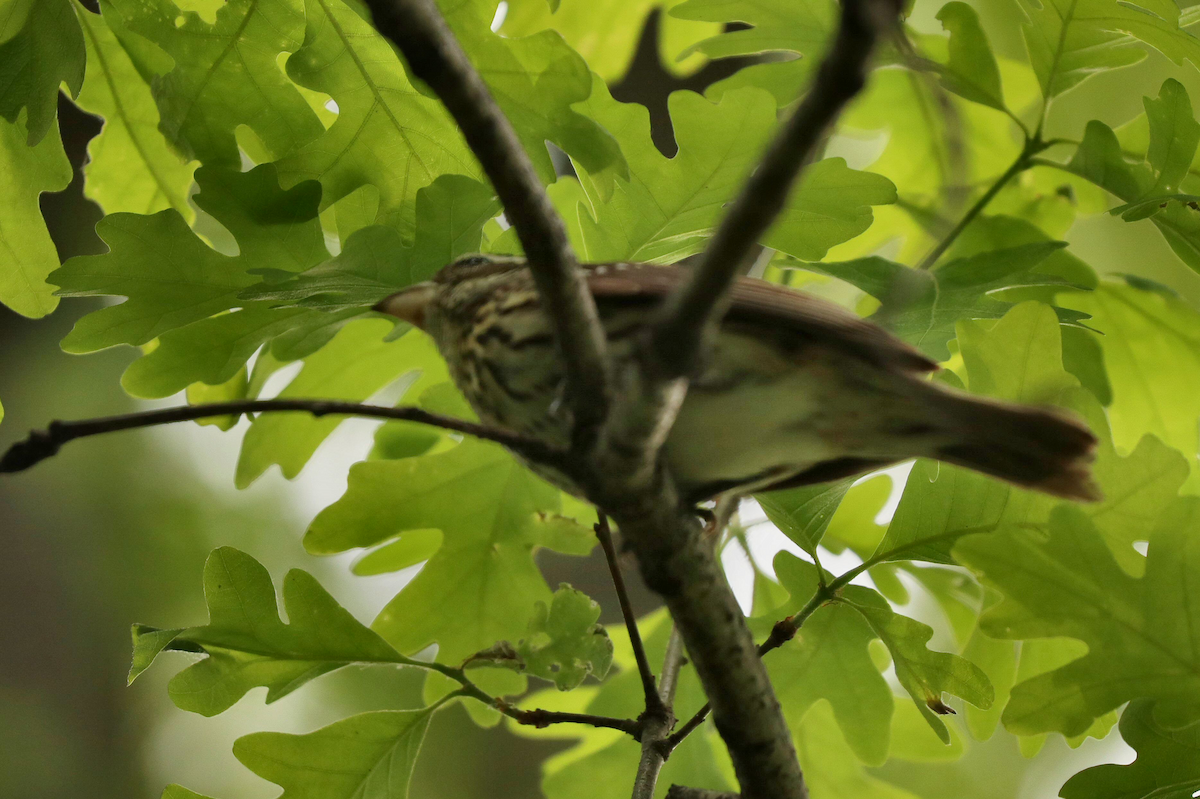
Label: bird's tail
xmin=920 ymin=388 xmax=1101 ymax=502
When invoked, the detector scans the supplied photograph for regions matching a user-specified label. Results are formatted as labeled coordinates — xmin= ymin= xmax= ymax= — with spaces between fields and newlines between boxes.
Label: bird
xmin=375 ymin=254 xmax=1099 ymax=504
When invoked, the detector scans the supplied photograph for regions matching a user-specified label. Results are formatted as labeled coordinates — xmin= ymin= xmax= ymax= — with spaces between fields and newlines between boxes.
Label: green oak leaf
xmin=274 ymin=0 xmax=482 ymax=239
xmin=760 ymin=554 xmax=895 ymax=764
xmin=955 ymin=499 xmax=1200 ymax=736
xmin=73 ymin=2 xmax=195 ymax=219
xmin=54 ymin=164 xmax=326 ymax=356
xmin=756 ymin=477 xmax=856 ymax=555
xmin=815 ymin=241 xmax=1090 ymax=361
xmin=104 ymin=0 xmax=322 ymax=166
xmin=186 ymin=367 xmax=249 ymax=431
xmin=512 ymin=584 xmax=613 ymax=691
xmin=128 ymin=547 xmax=409 ymax=716
xmin=436 ymin=0 xmax=626 ymax=197
xmin=768 ymin=554 xmax=992 ymax=751
xmin=1060 ymin=699 xmax=1200 ymax=799
xmin=352 ymin=529 xmax=443 ymax=576
xmin=816 ymin=472 xmax=894 ymax=559
xmin=875 ymin=301 xmax=1182 ymax=571
xmin=829 ymin=61 xmax=1037 ymax=263
xmin=570 ymin=80 xmax=894 ymax=264
xmin=501 ymin=0 xmax=718 ymax=82
xmin=127 ymin=174 xmax=493 ymax=398
xmin=0 ymin=0 xmax=83 ymax=144
xmin=669 ymin=0 xmax=837 ymax=104
xmin=234 ymin=708 xmax=435 ymax=799
xmin=1018 ymin=0 xmax=1200 ymax=101
xmin=235 ymin=321 xmax=443 ymax=487
xmin=306 ymin=437 xmax=595 ymax=663
xmin=1064 ymin=80 xmax=1200 ymax=272
xmin=1011 ymin=637 xmax=1118 ymax=755
xmin=1063 ymin=281 xmax=1200 ymax=479
xmin=873 ymin=302 xmax=1079 ymax=564
xmin=0 ymin=112 xmax=71 ymax=318
xmin=0 ymin=0 xmax=35 ymax=43
xmin=242 ymin=175 xmax=499 ymax=311
xmin=933 ymin=2 xmax=1005 ymax=112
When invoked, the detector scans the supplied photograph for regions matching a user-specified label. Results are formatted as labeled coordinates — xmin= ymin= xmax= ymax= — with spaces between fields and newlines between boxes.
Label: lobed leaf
xmin=669 ymin=0 xmax=837 ymax=104
xmin=815 ymin=241 xmax=1089 ymax=361
xmin=234 ymin=708 xmax=435 ymax=799
xmin=510 ymin=584 xmax=614 ymax=691
xmin=0 ymin=112 xmax=71 ymax=318
xmin=105 ymin=0 xmax=322 ymax=166
xmin=73 ymin=2 xmax=195 ymax=219
xmin=1064 ymin=80 xmax=1200 ymax=272
xmin=128 ymin=547 xmax=409 ymax=716
xmin=569 ymin=80 xmax=894 ymax=264
xmin=1019 ymin=0 xmax=1200 ymax=101
xmin=1060 ymin=699 xmax=1200 ymax=799
xmin=956 ymin=499 xmax=1200 ymax=736
xmin=933 ymin=2 xmax=1006 ymax=112
xmin=0 ymin=0 xmax=83 ymax=144
xmin=306 ymin=437 xmax=595 ymax=663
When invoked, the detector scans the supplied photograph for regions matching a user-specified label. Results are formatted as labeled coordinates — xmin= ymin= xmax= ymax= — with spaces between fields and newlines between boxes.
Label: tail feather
xmin=929 ymin=393 xmax=1101 ymax=502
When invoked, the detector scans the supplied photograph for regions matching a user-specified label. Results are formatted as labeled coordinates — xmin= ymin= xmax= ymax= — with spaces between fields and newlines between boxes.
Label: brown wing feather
xmin=584 ymin=262 xmax=939 ymax=374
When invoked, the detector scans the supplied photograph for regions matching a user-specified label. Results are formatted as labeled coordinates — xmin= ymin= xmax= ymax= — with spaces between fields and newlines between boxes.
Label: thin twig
xmin=649 ymin=0 xmax=903 ymax=378
xmin=596 ymin=513 xmax=663 ymax=715
xmin=0 ymin=400 xmax=569 ymax=474
xmin=361 ymin=0 xmax=611 ymax=442
xmin=445 ymin=665 xmax=640 ymax=735
xmin=631 ymin=626 xmax=686 ymax=799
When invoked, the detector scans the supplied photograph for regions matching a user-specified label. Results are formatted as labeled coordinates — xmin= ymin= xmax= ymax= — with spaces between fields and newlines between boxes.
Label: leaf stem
xmin=0 ymin=400 xmax=570 ymax=475
xmin=916 ymin=142 xmax=1041 ymax=270
xmin=596 ymin=513 xmax=665 ymax=716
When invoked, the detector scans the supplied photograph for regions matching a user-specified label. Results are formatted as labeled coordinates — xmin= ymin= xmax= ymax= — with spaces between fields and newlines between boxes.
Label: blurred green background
xmin=5 ymin=2 xmax=1200 ymax=797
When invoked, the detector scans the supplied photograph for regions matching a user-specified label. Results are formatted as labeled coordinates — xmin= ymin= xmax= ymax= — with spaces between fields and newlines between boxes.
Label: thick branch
xmin=650 ymin=0 xmax=902 ymax=378
xmin=0 ymin=400 xmax=568 ymax=474
xmin=606 ymin=493 xmax=807 ymax=799
xmin=361 ymin=0 xmax=611 ymax=439
xmin=596 ymin=513 xmax=664 ymax=715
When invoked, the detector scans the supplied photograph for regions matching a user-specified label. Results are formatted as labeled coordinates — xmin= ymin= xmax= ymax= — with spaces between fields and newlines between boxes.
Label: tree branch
xmin=649 ymin=0 xmax=903 ymax=378
xmin=632 ymin=625 xmax=685 ymax=799
xmin=596 ymin=513 xmax=664 ymax=716
xmin=0 ymin=400 xmax=569 ymax=475
xmin=360 ymin=0 xmax=611 ymax=442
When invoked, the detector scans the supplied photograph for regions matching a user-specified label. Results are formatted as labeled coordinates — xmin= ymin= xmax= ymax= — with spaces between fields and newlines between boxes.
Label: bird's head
xmin=373 ymin=253 xmax=528 ymax=331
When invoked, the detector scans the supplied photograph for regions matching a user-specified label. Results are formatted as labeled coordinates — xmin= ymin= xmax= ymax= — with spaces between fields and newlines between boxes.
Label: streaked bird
xmin=377 ymin=255 xmax=1099 ymax=504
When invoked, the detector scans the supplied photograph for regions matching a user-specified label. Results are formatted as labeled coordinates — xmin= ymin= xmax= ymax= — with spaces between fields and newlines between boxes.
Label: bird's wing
xmin=584 ymin=262 xmax=939 ymax=374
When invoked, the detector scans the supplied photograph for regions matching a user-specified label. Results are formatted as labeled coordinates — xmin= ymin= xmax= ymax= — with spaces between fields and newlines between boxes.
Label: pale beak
xmin=374 ymin=282 xmax=437 ymax=330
